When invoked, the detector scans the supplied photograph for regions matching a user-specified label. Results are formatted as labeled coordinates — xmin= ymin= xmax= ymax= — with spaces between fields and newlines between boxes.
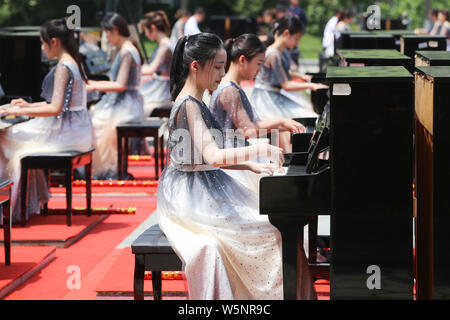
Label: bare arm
xmin=184 ymin=100 xmax=284 ymax=168
xmin=142 ymin=44 xmax=169 ymax=76
xmin=87 ymin=50 xmax=133 ymax=93
xmin=5 ymin=65 xmax=71 ymax=117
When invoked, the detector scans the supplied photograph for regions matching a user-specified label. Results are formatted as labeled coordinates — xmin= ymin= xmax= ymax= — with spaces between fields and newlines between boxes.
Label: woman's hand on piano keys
xmin=0 ymin=99 xmax=27 ymax=116
xmin=10 ymin=98 xmax=31 ymax=109
xmin=281 ymin=119 xmax=306 ymax=133
xmin=255 ymin=143 xmax=285 ymax=169
xmin=246 ymin=162 xmax=285 ymax=175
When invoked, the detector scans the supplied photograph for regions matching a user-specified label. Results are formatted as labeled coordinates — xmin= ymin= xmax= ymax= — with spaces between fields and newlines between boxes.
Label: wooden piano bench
xmin=20 ymin=148 xmax=95 ymax=227
xmin=131 ymin=224 xmax=182 ymax=300
xmin=116 ymin=119 xmax=166 ymax=181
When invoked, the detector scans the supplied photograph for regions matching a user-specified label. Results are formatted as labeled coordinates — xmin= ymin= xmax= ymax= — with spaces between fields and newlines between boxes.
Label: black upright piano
xmin=415 ymin=66 xmax=450 ymax=299
xmin=261 ymin=66 xmax=415 ymax=299
xmin=348 ymin=34 xmax=396 ymax=50
xmin=335 ymin=31 xmax=370 ymax=52
xmin=400 ymin=35 xmax=447 ymax=58
xmin=0 ymin=30 xmax=49 ymax=102
xmin=337 ymin=49 xmax=412 ymax=72
xmin=415 ymin=51 xmax=450 ymax=67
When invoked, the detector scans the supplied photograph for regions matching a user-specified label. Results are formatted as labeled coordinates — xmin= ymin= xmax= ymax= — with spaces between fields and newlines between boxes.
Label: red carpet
xmin=0 ymin=246 xmax=56 ymax=298
xmin=0 ymin=215 xmax=107 ymax=248
xmin=3 ymin=193 xmax=157 ymax=300
xmin=95 ymin=247 xmax=186 ymax=298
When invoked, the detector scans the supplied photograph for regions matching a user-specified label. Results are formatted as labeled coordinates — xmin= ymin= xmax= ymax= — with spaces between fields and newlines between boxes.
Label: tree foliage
xmin=0 ymin=0 xmax=449 ymax=36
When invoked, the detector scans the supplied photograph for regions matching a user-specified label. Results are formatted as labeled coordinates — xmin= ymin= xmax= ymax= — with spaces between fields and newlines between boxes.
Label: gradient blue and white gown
xmin=140 ymin=42 xmax=172 ymax=116
xmin=0 ymin=61 xmax=94 ymax=224
xmin=90 ymin=46 xmax=145 ymax=180
xmin=157 ymin=95 xmax=287 ymax=300
xmin=280 ymin=49 xmax=314 ymax=110
xmin=209 ymin=81 xmax=269 ymax=194
xmin=251 ymin=47 xmax=316 ymax=120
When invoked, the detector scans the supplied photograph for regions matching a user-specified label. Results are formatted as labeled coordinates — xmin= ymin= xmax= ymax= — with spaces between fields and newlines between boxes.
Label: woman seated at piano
xmin=157 ymin=32 xmax=316 ymax=300
xmin=0 ymin=18 xmax=94 ymax=224
xmin=139 ymin=10 xmax=173 ymax=117
xmin=209 ymin=34 xmax=306 ymax=192
xmin=251 ymin=15 xmax=327 ymax=121
xmin=87 ymin=13 xmax=146 ymax=180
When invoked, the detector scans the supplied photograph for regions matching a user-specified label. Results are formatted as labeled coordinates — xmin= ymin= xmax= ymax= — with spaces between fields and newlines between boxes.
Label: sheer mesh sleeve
xmin=171 ymin=98 xmax=224 ymax=167
xmin=115 ymin=50 xmax=133 ymax=88
xmin=50 ymin=64 xmax=72 ymax=112
xmin=266 ymin=51 xmax=290 ymax=87
xmin=217 ymin=85 xmax=258 ymax=137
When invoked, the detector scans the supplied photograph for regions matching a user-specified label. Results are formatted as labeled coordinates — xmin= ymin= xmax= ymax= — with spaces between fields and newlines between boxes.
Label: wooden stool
xmin=116 ymin=120 xmax=165 ymax=180
xmin=0 ymin=180 xmax=12 ymax=265
xmin=131 ymin=224 xmax=182 ymax=300
xmin=20 ymin=148 xmax=95 ymax=227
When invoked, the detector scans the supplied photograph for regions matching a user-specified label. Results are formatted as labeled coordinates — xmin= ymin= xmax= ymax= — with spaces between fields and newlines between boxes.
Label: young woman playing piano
xmin=157 ymin=32 xmax=317 ymax=300
xmin=87 ymin=13 xmax=145 ymax=180
xmin=140 ymin=11 xmax=173 ymax=116
xmin=251 ymin=15 xmax=327 ymax=120
xmin=208 ymin=34 xmax=306 ymax=192
xmin=0 ymin=18 xmax=94 ymax=224
xmin=210 ymin=33 xmax=306 ymax=152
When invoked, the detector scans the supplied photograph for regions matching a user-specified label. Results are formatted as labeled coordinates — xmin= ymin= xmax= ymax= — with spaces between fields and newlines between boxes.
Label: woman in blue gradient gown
xmin=140 ymin=11 xmax=173 ymax=116
xmin=87 ymin=13 xmax=145 ymax=180
xmin=209 ymin=34 xmax=306 ymax=192
xmin=252 ymin=15 xmax=327 ymax=120
xmin=0 ymin=19 xmax=93 ymax=224
xmin=157 ymin=33 xmax=317 ymax=300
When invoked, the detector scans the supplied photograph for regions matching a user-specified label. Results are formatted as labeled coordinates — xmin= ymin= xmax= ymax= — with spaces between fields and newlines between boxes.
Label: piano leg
xmin=269 ymin=216 xmax=316 ymax=300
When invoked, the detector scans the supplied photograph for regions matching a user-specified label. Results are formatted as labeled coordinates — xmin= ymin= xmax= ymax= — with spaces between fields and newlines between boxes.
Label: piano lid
xmin=337 ymin=49 xmax=410 ymax=61
xmin=326 ymin=66 xmax=413 ymax=82
xmin=416 ymin=66 xmax=450 ymax=83
xmin=415 ymin=51 xmax=450 ymax=63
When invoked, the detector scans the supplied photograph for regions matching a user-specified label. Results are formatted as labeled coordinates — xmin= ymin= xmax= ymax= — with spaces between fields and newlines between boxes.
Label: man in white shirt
xmin=184 ymin=8 xmax=206 ymax=36
xmin=322 ymin=9 xmax=343 ymax=57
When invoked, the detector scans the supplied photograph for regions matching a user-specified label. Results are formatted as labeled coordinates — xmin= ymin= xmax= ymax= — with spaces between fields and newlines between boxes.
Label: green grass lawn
xmin=141 ymin=33 xmax=323 ymax=61
xmin=299 ymin=33 xmax=322 ymax=60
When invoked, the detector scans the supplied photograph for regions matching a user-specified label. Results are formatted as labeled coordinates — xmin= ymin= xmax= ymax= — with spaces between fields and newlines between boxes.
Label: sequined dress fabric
xmin=89 ymin=46 xmax=145 ymax=180
xmin=157 ymin=96 xmax=286 ymax=300
xmin=140 ymin=43 xmax=172 ymax=115
xmin=209 ymin=81 xmax=268 ymax=194
xmin=0 ymin=61 xmax=94 ymax=224
xmin=251 ymin=48 xmax=316 ymax=120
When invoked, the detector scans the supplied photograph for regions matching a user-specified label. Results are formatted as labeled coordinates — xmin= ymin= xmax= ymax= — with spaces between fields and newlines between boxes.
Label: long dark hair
xmin=101 ymin=12 xmax=144 ymax=64
xmin=170 ymin=32 xmax=223 ymax=100
xmin=224 ymin=33 xmax=266 ymax=72
xmin=40 ymin=18 xmax=88 ymax=82
xmin=142 ymin=10 xmax=171 ymax=34
xmin=265 ymin=14 xmax=305 ymax=46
